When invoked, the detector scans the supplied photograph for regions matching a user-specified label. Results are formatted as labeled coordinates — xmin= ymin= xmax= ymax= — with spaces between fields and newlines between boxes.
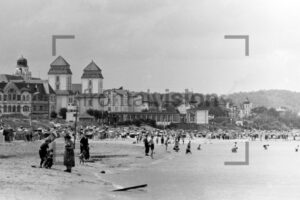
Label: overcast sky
xmin=1 ymin=0 xmax=300 ymax=94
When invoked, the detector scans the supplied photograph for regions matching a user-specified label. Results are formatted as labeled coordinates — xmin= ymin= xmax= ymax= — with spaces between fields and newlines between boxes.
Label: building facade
xmin=0 ymin=57 xmax=56 ymax=118
xmin=48 ymin=56 xmax=74 ymax=113
xmin=186 ymin=109 xmax=209 ymax=124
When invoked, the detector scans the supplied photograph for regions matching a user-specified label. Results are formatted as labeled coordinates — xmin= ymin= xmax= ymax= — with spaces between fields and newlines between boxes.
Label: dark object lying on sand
xmin=113 ymin=184 xmax=148 ymax=192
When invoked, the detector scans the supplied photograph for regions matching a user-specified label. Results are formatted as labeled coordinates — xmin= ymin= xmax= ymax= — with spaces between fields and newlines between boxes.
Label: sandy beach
xmin=0 ymin=138 xmax=173 ymax=200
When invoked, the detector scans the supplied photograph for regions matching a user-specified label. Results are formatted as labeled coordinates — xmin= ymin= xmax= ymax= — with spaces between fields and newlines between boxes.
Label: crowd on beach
xmin=2 ymin=122 xmax=300 ymax=173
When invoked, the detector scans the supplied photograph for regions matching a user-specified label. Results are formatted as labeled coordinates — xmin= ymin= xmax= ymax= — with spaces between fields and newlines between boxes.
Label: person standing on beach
xmin=186 ymin=141 xmax=192 ymax=154
xmin=144 ymin=135 xmax=149 ymax=156
xmin=161 ymin=135 xmax=164 ymax=145
xmin=39 ymin=139 xmax=51 ymax=168
xmin=64 ymin=134 xmax=75 ymax=173
xmin=165 ymin=136 xmax=169 ymax=151
xmin=80 ymin=133 xmax=90 ymax=160
xmin=149 ymin=136 xmax=155 ymax=159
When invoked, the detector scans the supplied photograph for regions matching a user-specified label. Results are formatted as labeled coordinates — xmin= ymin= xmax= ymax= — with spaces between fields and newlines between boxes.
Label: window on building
xmin=26 ymin=95 xmax=30 ymax=101
xmin=88 ymin=80 xmax=93 ymax=93
xmin=22 ymin=95 xmax=25 ymax=101
xmin=17 ymin=105 xmax=20 ymax=113
xmin=56 ymin=76 xmax=60 ymax=90
xmin=3 ymin=95 xmax=7 ymax=101
xmin=12 ymin=105 xmax=16 ymax=112
xmin=3 ymin=105 xmax=7 ymax=113
xmin=17 ymin=95 xmax=21 ymax=101
xmin=40 ymin=106 xmax=43 ymax=111
xmin=23 ymin=106 xmax=29 ymax=112
xmin=89 ymin=99 xmax=93 ymax=106
xmin=0 ymin=95 xmax=2 ymax=101
xmin=8 ymin=105 xmax=11 ymax=113
xmin=8 ymin=94 xmax=11 ymax=101
xmin=69 ymin=97 xmax=73 ymax=103
xmin=67 ymin=76 xmax=72 ymax=90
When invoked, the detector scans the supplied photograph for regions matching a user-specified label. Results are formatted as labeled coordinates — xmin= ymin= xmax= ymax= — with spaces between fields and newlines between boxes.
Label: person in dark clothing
xmin=186 ymin=141 xmax=192 ymax=154
xmin=44 ymin=149 xmax=54 ymax=169
xmin=39 ymin=139 xmax=51 ymax=168
xmin=173 ymin=139 xmax=180 ymax=152
xmin=80 ymin=134 xmax=90 ymax=160
xmin=161 ymin=135 xmax=164 ymax=145
xmin=149 ymin=136 xmax=155 ymax=159
xmin=64 ymin=134 xmax=75 ymax=173
xmin=144 ymin=136 xmax=149 ymax=156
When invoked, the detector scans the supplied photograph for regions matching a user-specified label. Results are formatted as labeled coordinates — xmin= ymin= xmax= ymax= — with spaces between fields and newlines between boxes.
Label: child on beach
xmin=39 ymin=139 xmax=51 ymax=168
xmin=44 ymin=149 xmax=54 ymax=169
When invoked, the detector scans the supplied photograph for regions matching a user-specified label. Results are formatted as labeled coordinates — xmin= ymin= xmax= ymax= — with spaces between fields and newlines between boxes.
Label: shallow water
xmin=104 ymin=141 xmax=300 ymax=200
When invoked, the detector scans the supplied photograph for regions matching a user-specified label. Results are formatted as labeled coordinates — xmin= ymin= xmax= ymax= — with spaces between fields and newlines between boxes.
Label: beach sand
xmin=0 ymin=138 xmax=171 ymax=200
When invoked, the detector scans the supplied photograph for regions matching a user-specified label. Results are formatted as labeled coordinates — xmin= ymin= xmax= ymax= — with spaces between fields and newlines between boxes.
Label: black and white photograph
xmin=1 ymin=0 xmax=300 ymax=199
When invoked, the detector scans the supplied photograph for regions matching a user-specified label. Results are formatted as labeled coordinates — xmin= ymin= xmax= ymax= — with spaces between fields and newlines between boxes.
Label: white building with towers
xmin=76 ymin=61 xmax=105 ymax=115
xmin=48 ymin=56 xmax=74 ymax=113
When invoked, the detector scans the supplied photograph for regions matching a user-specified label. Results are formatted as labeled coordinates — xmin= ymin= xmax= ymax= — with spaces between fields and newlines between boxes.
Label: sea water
xmin=105 ymin=141 xmax=300 ymax=200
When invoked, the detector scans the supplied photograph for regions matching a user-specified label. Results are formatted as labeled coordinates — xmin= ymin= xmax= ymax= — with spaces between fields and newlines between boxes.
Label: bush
xmin=59 ymin=108 xmax=67 ymax=119
xmin=50 ymin=111 xmax=57 ymax=119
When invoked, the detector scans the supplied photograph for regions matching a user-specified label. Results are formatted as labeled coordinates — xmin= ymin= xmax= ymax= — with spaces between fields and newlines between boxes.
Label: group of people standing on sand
xmin=38 ymin=133 xmax=90 ymax=173
xmin=142 ymin=132 xmax=196 ymax=158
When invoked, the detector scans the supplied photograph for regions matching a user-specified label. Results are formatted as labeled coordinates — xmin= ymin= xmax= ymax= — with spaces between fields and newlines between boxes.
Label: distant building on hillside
xmin=186 ymin=108 xmax=209 ymax=124
xmin=239 ymin=98 xmax=253 ymax=119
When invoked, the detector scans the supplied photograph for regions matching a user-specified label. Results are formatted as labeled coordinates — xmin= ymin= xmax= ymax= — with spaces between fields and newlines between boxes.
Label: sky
xmin=1 ymin=0 xmax=300 ymax=95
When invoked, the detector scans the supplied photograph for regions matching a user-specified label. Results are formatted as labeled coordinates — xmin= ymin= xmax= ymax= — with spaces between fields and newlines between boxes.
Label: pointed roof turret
xmin=81 ymin=60 xmax=103 ymax=79
xmin=48 ymin=56 xmax=72 ymax=75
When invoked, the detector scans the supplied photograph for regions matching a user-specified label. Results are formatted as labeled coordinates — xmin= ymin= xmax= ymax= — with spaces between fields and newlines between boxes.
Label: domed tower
xmin=14 ymin=56 xmax=32 ymax=80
